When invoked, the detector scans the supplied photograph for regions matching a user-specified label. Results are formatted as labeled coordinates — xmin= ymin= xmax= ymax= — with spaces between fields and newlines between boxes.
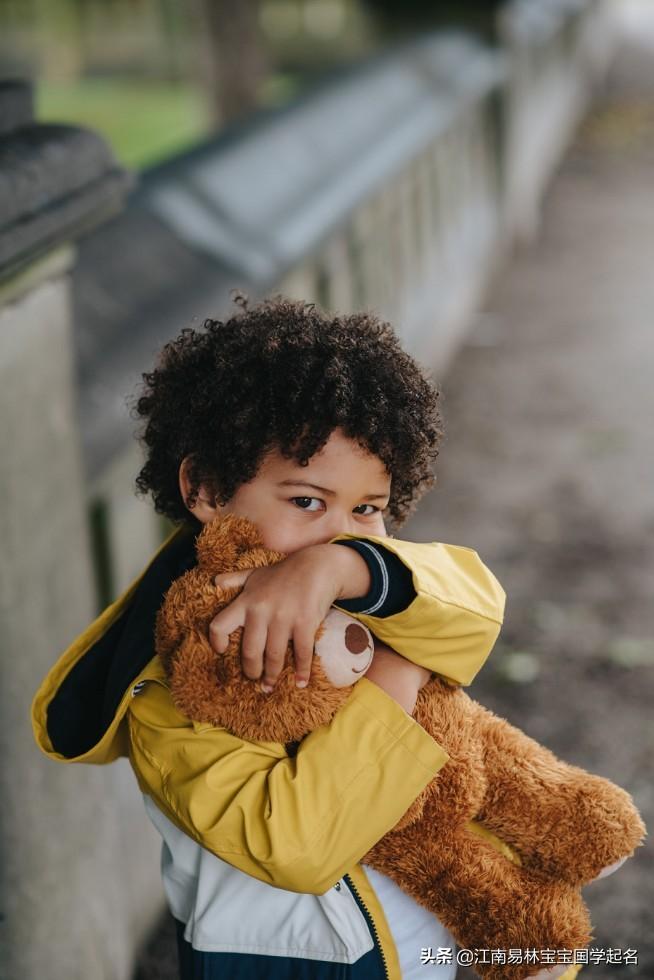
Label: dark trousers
xmin=174 ymin=919 xmax=387 ymax=980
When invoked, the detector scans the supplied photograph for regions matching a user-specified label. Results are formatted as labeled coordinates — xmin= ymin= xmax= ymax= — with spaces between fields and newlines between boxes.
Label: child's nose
xmin=323 ymin=512 xmax=361 ymax=540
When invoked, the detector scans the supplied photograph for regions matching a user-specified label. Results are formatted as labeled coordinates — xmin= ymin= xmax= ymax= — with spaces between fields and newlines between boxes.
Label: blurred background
xmin=2 ymin=0 xmax=508 ymax=168
xmin=0 ymin=1 xmax=652 ymax=978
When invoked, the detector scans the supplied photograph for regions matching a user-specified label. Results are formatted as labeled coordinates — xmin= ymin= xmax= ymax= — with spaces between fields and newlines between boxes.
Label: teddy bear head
xmin=156 ymin=514 xmax=375 ymax=744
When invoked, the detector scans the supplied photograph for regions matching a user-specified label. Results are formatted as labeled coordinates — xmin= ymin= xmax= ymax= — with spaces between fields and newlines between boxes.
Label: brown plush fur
xmin=156 ymin=514 xmax=646 ymax=980
xmin=361 ymin=679 xmax=644 ymax=979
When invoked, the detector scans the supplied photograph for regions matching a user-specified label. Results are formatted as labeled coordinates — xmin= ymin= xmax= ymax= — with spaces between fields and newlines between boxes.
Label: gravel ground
xmin=135 ymin=36 xmax=654 ymax=980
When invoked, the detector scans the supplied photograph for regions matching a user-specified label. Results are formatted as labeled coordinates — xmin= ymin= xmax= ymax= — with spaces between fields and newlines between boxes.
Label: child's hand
xmin=209 ymin=543 xmax=371 ymax=691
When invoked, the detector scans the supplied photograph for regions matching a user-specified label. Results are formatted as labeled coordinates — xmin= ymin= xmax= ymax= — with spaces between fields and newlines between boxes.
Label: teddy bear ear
xmin=195 ymin=513 xmax=265 ymax=573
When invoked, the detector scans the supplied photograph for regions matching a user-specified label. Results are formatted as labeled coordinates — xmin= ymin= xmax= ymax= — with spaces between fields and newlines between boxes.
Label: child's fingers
xmin=292 ymin=620 xmax=317 ymax=688
xmin=214 ymin=569 xmax=252 ymax=590
xmin=260 ymin=616 xmax=292 ymax=691
xmin=208 ymin=599 xmax=246 ymax=654
xmin=240 ymin=609 xmax=268 ymax=681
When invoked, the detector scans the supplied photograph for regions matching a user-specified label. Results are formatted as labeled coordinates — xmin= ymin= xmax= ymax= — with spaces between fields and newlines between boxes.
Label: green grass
xmin=36 ymin=78 xmax=209 ymax=170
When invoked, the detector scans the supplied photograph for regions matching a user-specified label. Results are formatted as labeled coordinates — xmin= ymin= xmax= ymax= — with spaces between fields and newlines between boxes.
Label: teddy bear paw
xmin=591 ymin=854 xmax=628 ymax=882
xmin=314 ymin=609 xmax=374 ymax=687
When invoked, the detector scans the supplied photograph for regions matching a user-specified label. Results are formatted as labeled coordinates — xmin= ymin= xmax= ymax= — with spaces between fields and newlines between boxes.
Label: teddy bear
xmin=155 ymin=514 xmax=646 ymax=980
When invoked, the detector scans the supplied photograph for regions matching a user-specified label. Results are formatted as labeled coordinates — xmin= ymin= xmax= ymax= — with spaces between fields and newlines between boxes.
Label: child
xmin=33 ymin=296 xmax=506 ymax=980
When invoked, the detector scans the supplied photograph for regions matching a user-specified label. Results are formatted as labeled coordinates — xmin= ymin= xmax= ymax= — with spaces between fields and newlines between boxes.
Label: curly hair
xmin=133 ymin=295 xmax=443 ymax=528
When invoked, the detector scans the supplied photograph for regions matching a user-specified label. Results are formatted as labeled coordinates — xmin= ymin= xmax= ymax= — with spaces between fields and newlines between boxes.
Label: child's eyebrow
xmin=277 ymin=480 xmax=389 ymax=501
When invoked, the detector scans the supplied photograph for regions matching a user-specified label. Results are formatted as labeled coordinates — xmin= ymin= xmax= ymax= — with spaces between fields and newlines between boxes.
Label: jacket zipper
xmin=342 ymin=873 xmax=390 ymax=980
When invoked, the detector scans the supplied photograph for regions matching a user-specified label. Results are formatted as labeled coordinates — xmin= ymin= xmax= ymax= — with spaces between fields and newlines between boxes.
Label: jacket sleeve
xmin=332 ymin=539 xmax=416 ymax=616
xmin=331 ymin=533 xmax=506 ymax=686
xmin=128 ymin=663 xmax=449 ymax=896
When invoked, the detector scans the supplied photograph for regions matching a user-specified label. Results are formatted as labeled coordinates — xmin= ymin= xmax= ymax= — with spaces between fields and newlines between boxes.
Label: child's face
xmin=181 ymin=428 xmax=391 ymax=553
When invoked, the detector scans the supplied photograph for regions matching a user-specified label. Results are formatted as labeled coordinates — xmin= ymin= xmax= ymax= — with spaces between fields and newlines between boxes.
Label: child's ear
xmin=179 ymin=456 xmax=219 ymax=524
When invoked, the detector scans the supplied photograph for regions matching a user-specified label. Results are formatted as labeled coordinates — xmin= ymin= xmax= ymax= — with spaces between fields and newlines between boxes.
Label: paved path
xmin=405 ymin=31 xmax=654 ymax=980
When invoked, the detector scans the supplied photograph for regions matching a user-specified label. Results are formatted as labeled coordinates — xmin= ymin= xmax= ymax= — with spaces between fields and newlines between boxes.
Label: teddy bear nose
xmin=345 ymin=623 xmax=369 ymax=654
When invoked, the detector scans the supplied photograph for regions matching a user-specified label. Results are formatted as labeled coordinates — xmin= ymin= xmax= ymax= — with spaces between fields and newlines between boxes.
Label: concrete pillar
xmin=0 ymin=81 xmax=163 ymax=980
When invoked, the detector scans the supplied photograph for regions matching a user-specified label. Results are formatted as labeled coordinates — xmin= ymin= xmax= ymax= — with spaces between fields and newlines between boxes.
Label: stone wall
xmin=0 ymin=83 xmax=162 ymax=980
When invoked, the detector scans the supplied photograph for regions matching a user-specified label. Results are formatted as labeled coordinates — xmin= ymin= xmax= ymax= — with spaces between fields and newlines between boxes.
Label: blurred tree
xmin=188 ymin=0 xmax=269 ymax=126
xmin=362 ymin=0 xmax=508 ymax=41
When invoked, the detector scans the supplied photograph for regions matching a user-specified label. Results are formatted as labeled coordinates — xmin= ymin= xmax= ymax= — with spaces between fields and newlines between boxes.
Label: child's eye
xmin=352 ymin=504 xmax=379 ymax=516
xmin=291 ymin=496 xmax=323 ymax=512
xmin=290 ymin=498 xmax=381 ymax=516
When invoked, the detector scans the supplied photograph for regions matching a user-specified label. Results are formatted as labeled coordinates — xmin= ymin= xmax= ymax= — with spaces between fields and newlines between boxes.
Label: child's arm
xmin=332 ymin=532 xmax=506 ymax=685
xmin=210 ymin=533 xmax=505 ymax=690
xmin=128 ymin=653 xmax=447 ymax=896
xmin=364 ymin=642 xmax=431 ymax=714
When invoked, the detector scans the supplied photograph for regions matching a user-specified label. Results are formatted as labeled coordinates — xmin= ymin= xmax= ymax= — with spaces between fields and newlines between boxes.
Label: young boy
xmin=33 ymin=297 xmax=506 ymax=980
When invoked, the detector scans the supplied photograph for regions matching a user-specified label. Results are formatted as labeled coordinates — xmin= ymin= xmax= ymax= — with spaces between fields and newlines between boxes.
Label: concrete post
xmin=0 ymin=81 xmax=163 ymax=980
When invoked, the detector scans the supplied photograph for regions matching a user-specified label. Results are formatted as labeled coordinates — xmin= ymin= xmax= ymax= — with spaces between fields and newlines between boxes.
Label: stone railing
xmin=0 ymin=80 xmax=164 ymax=980
xmin=499 ymin=0 xmax=615 ymax=240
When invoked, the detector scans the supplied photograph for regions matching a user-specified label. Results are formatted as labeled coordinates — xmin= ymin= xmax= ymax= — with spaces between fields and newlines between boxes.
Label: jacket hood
xmin=32 ymin=524 xmax=198 ymax=764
